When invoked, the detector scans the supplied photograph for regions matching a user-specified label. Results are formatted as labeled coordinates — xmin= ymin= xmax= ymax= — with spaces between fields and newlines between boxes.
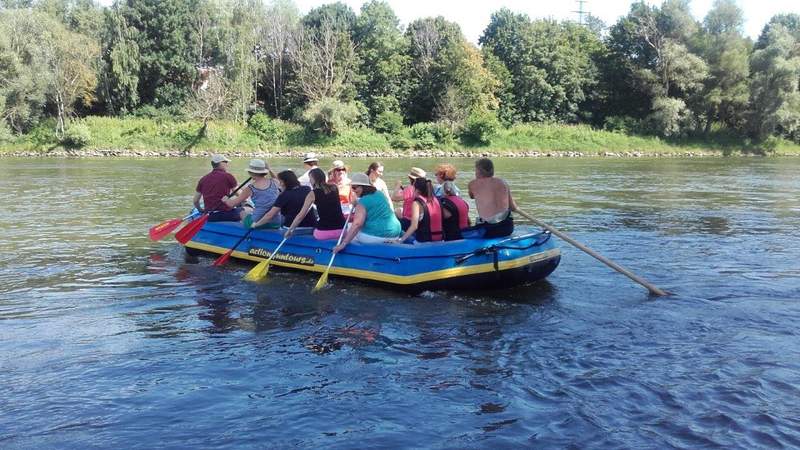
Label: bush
xmin=389 ymin=134 xmax=414 ymax=150
xmin=644 ymin=98 xmax=695 ymax=138
xmin=373 ymin=111 xmax=404 ymax=135
xmin=62 ymin=123 xmax=92 ymax=148
xmin=131 ymin=104 xmax=185 ymax=122
xmin=0 ymin=121 xmax=14 ymax=144
xmin=409 ymin=122 xmax=455 ymax=149
xmin=603 ymin=116 xmax=640 ymax=133
xmin=247 ymin=112 xmax=286 ymax=142
xmin=301 ymin=97 xmax=360 ymax=136
xmin=461 ymin=111 xmax=500 ymax=145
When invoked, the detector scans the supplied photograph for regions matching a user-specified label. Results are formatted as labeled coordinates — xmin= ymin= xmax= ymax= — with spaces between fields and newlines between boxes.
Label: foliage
xmin=461 ymin=111 xmax=500 ymax=145
xmin=409 ymin=122 xmax=455 ymax=149
xmin=61 ymin=122 xmax=92 ymax=148
xmin=644 ymin=97 xmax=695 ymax=137
xmin=373 ymin=110 xmax=403 ymax=135
xmin=247 ymin=112 xmax=286 ymax=142
xmin=300 ymin=97 xmax=360 ymax=135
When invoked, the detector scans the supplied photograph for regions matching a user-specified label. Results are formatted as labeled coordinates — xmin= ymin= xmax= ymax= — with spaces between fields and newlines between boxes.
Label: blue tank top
xmin=360 ymin=192 xmax=402 ymax=238
xmin=250 ymin=179 xmax=281 ymax=224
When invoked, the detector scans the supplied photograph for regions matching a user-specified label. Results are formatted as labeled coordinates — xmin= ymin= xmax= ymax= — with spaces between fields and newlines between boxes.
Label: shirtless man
xmin=467 ymin=158 xmax=517 ymax=238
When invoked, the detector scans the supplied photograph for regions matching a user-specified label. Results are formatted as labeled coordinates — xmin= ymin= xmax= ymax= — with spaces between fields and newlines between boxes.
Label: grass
xmin=1 ymin=116 xmax=799 ymax=156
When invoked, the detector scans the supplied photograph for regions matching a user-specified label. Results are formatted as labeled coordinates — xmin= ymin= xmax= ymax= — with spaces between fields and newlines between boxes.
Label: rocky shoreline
xmin=1 ymin=148 xmax=776 ymax=158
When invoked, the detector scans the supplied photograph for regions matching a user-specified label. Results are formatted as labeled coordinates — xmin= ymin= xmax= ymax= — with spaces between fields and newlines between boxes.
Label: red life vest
xmin=446 ymin=195 xmax=469 ymax=229
xmin=414 ymin=195 xmax=443 ymax=242
xmin=401 ymin=185 xmax=416 ymax=220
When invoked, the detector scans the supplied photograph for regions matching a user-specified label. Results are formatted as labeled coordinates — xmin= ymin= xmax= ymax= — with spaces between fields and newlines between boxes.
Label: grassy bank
xmin=2 ymin=116 xmax=799 ymax=156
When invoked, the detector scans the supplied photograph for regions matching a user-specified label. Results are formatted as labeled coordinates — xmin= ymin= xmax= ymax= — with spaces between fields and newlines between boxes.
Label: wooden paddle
xmin=311 ymin=224 xmax=348 ymax=293
xmin=173 ymin=177 xmax=252 ymax=245
xmin=243 ymin=237 xmax=288 ymax=281
xmin=515 ymin=209 xmax=669 ymax=296
xmin=212 ymin=229 xmax=254 ymax=266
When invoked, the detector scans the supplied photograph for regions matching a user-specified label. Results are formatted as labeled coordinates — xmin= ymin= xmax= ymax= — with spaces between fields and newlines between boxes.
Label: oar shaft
xmin=517 ymin=211 xmax=668 ymax=296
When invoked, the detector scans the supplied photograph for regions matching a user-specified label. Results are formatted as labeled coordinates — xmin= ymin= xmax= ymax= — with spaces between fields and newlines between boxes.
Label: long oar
xmin=516 ymin=209 xmax=669 ymax=297
xmin=149 ymin=211 xmax=198 ymax=241
xmin=243 ymin=237 xmax=288 ymax=281
xmin=174 ymin=177 xmax=252 ymax=245
xmin=212 ymin=229 xmax=254 ymax=266
xmin=312 ymin=224 xmax=348 ymax=293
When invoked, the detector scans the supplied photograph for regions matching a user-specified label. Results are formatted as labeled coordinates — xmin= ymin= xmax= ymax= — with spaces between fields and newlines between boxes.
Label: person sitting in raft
xmin=433 ymin=163 xmax=461 ymax=198
xmin=366 ymin=161 xmax=392 ymax=207
xmin=333 ymin=173 xmax=402 ymax=253
xmin=467 ymin=158 xmax=518 ymax=238
xmin=252 ymin=170 xmax=318 ymax=231
xmin=327 ymin=160 xmax=352 ymax=205
xmin=396 ymin=177 xmax=444 ymax=243
xmin=223 ymin=159 xmax=282 ymax=228
xmin=439 ymin=181 xmax=470 ymax=241
xmin=284 ymin=168 xmax=346 ymax=240
xmin=194 ymin=154 xmax=242 ymax=222
xmin=298 ymin=152 xmax=320 ymax=187
xmin=391 ymin=167 xmax=426 ymax=220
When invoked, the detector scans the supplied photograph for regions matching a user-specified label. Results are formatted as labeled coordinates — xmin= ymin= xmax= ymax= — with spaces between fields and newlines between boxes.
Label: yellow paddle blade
xmin=311 ymin=271 xmax=329 ymax=293
xmin=243 ymin=260 xmax=269 ymax=281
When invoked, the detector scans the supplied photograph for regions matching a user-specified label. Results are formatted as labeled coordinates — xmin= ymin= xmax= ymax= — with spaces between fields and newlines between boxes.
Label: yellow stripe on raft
xmin=185 ymin=241 xmax=561 ymax=285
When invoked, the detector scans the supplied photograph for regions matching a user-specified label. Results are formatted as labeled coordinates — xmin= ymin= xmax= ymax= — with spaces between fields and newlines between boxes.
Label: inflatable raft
xmin=184 ymin=222 xmax=561 ymax=292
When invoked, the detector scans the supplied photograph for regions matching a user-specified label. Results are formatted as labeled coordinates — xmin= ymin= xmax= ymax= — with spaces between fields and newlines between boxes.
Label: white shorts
xmin=355 ymin=232 xmax=393 ymax=244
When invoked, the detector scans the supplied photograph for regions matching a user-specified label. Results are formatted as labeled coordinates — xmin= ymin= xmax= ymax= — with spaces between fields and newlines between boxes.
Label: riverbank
xmin=2 ymin=116 xmax=799 ymax=157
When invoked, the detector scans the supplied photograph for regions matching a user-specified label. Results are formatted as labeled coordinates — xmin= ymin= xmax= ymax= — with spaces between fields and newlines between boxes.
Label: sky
xmin=288 ymin=0 xmax=799 ymax=42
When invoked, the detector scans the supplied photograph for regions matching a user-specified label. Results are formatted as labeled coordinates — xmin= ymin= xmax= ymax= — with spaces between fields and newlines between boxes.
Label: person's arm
xmin=468 ymin=180 xmax=475 ymax=199
xmin=397 ymin=201 xmax=420 ymax=243
xmin=391 ymin=180 xmax=404 ymax=201
xmin=284 ymin=191 xmax=315 ymax=238
xmin=193 ymin=191 xmax=203 ymax=212
xmin=224 ymin=185 xmax=252 ymax=208
xmin=252 ymin=206 xmax=281 ymax=228
xmin=333 ymin=204 xmax=366 ymax=253
xmin=442 ymin=205 xmax=453 ymax=219
xmin=506 ymin=181 xmax=518 ymax=212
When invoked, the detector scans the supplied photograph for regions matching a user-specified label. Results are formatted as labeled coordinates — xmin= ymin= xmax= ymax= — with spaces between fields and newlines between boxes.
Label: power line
xmin=573 ymin=0 xmax=588 ymax=25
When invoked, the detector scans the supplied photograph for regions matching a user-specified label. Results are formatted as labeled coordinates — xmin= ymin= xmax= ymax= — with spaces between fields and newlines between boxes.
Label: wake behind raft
xmin=184 ymin=221 xmax=561 ymax=293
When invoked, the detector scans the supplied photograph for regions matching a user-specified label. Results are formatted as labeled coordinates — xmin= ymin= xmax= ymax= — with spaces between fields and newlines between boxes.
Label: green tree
xmin=121 ymin=0 xmax=200 ymax=108
xmin=353 ymin=0 xmax=409 ymax=120
xmin=101 ymin=4 xmax=140 ymax=114
xmin=258 ymin=0 xmax=299 ymax=119
xmin=748 ymin=24 xmax=800 ymax=141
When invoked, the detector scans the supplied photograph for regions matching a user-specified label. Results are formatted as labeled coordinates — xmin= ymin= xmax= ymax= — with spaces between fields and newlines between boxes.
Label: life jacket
xmin=440 ymin=195 xmax=469 ymax=241
xmin=338 ymin=183 xmax=351 ymax=204
xmin=401 ymin=185 xmax=416 ymax=220
xmin=414 ymin=195 xmax=443 ymax=242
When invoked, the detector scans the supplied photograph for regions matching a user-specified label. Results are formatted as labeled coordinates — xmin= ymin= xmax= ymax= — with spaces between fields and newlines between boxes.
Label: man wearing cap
xmin=391 ymin=167 xmax=426 ymax=220
xmin=298 ymin=152 xmax=321 ymax=188
xmin=193 ymin=154 xmax=242 ymax=222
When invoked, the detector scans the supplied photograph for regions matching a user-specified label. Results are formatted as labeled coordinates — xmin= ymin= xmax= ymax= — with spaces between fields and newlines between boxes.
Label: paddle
xmin=174 ymin=177 xmax=252 ymax=245
xmin=149 ymin=210 xmax=200 ymax=241
xmin=515 ymin=209 xmax=669 ymax=297
xmin=243 ymin=237 xmax=288 ymax=281
xmin=212 ymin=229 xmax=253 ymax=266
xmin=311 ymin=224 xmax=348 ymax=293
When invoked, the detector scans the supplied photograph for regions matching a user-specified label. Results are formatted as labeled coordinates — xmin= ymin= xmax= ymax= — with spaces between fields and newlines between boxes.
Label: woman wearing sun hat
xmin=328 ymin=160 xmax=352 ymax=205
xmin=333 ymin=173 xmax=402 ymax=253
xmin=224 ymin=159 xmax=282 ymax=227
xmin=391 ymin=167 xmax=426 ymax=220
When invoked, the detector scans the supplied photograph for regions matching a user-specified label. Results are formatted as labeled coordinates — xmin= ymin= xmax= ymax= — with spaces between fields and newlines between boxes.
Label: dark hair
xmin=475 ymin=158 xmax=494 ymax=177
xmin=413 ymin=177 xmax=434 ymax=198
xmin=366 ymin=161 xmax=383 ymax=176
xmin=355 ymin=185 xmax=377 ymax=195
xmin=277 ymin=170 xmax=300 ymax=189
xmin=212 ymin=161 xmax=222 ymax=169
xmin=309 ymin=168 xmax=334 ymax=195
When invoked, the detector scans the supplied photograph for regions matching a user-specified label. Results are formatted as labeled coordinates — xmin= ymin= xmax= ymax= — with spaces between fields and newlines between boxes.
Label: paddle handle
xmin=516 ymin=210 xmax=669 ymax=297
xmin=324 ymin=224 xmax=349 ymax=270
xmin=265 ymin=237 xmax=288 ymax=264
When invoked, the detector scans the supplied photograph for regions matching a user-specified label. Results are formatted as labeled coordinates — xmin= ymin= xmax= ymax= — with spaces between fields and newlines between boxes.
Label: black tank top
xmin=439 ymin=197 xmax=463 ymax=241
xmin=313 ymin=187 xmax=346 ymax=230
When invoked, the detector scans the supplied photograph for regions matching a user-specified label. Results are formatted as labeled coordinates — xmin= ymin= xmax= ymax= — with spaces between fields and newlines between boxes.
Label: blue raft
xmin=184 ymin=222 xmax=561 ymax=292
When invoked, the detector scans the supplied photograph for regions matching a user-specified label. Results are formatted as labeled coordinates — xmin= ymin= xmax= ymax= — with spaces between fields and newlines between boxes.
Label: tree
xmin=186 ymin=67 xmax=231 ymax=133
xmin=290 ymin=16 xmax=357 ymax=104
xmin=258 ymin=0 xmax=299 ymax=118
xmin=121 ymin=0 xmax=200 ymax=107
xmin=101 ymin=4 xmax=140 ymax=114
xmin=748 ymin=24 xmax=800 ymax=141
xmin=353 ymin=0 xmax=409 ymax=120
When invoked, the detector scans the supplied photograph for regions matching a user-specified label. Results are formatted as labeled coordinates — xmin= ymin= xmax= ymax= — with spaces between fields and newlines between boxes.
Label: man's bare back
xmin=468 ymin=176 xmax=511 ymax=221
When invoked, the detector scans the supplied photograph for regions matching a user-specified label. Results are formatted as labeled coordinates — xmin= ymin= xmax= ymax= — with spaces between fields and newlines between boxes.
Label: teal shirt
xmin=359 ymin=192 xmax=402 ymax=238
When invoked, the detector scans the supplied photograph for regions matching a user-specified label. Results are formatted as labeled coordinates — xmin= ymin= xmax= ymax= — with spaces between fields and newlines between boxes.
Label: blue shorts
xmin=208 ymin=207 xmax=242 ymax=222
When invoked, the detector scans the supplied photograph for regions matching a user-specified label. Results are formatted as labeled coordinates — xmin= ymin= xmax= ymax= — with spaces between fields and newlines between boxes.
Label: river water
xmin=1 ymin=157 xmax=799 ymax=448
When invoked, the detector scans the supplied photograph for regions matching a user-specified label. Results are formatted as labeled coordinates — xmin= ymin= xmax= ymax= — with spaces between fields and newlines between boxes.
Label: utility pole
xmin=573 ymin=0 xmax=588 ymax=25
